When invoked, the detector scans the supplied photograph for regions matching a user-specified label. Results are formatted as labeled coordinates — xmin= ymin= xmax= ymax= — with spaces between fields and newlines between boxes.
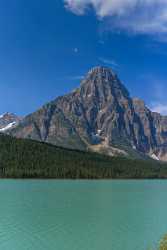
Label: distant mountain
xmin=0 ymin=113 xmax=21 ymax=132
xmin=9 ymin=66 xmax=167 ymax=161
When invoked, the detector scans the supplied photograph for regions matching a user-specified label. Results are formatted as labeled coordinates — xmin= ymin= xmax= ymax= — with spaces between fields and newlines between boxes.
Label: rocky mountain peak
xmin=81 ymin=66 xmax=117 ymax=86
xmin=0 ymin=112 xmax=21 ymax=132
xmin=0 ymin=112 xmax=18 ymax=119
xmin=86 ymin=66 xmax=116 ymax=79
xmin=79 ymin=66 xmax=130 ymax=103
xmin=9 ymin=66 xmax=167 ymax=161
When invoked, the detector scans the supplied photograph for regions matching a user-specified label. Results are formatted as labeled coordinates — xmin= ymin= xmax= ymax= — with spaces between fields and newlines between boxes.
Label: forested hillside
xmin=0 ymin=133 xmax=167 ymax=179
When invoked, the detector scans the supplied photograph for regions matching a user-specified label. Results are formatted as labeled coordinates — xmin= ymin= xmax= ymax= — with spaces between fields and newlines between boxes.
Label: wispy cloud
xmin=98 ymin=40 xmax=105 ymax=45
xmin=99 ymin=57 xmax=118 ymax=68
xmin=64 ymin=0 xmax=167 ymax=39
xmin=140 ymin=73 xmax=167 ymax=115
xmin=68 ymin=75 xmax=84 ymax=80
xmin=56 ymin=75 xmax=84 ymax=81
xmin=150 ymin=102 xmax=167 ymax=115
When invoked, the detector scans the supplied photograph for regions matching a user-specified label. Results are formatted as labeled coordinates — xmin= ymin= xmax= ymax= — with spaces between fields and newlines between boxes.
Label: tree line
xmin=0 ymin=133 xmax=167 ymax=179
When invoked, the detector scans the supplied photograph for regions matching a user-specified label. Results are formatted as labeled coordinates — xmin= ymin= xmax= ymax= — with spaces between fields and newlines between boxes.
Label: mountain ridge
xmin=0 ymin=112 xmax=21 ymax=132
xmin=8 ymin=66 xmax=167 ymax=161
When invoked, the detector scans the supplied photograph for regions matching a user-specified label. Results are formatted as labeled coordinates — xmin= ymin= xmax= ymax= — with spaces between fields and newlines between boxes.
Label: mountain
xmin=9 ymin=66 xmax=167 ymax=161
xmin=0 ymin=113 xmax=21 ymax=132
xmin=1 ymin=133 xmax=167 ymax=179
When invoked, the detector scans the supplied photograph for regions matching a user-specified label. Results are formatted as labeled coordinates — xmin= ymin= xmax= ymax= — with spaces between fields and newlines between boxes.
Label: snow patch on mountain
xmin=0 ymin=112 xmax=21 ymax=133
xmin=151 ymin=153 xmax=160 ymax=161
xmin=0 ymin=122 xmax=16 ymax=132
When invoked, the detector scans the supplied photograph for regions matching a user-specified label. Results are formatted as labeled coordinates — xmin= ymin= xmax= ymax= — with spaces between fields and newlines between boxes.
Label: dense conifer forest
xmin=0 ymin=133 xmax=167 ymax=179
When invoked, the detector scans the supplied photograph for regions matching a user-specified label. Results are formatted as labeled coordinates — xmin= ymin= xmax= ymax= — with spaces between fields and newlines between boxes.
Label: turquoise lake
xmin=0 ymin=180 xmax=167 ymax=250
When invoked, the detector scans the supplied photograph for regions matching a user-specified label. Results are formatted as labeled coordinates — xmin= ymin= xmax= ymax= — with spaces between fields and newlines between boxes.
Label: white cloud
xmin=150 ymin=103 xmax=167 ymax=115
xmin=64 ymin=0 xmax=167 ymax=36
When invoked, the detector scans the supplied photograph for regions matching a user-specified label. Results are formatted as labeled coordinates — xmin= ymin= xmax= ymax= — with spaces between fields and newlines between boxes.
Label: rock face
xmin=9 ymin=66 xmax=167 ymax=161
xmin=0 ymin=113 xmax=21 ymax=132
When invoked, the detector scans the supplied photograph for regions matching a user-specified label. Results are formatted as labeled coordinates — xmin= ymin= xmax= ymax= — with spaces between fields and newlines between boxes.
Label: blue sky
xmin=0 ymin=0 xmax=167 ymax=116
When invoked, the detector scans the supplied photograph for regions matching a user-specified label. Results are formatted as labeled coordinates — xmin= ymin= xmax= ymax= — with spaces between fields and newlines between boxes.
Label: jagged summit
xmin=82 ymin=66 xmax=117 ymax=84
xmin=80 ymin=66 xmax=129 ymax=103
xmin=87 ymin=66 xmax=116 ymax=76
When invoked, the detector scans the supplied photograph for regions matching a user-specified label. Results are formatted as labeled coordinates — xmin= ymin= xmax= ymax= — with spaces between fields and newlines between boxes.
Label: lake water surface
xmin=0 ymin=180 xmax=167 ymax=250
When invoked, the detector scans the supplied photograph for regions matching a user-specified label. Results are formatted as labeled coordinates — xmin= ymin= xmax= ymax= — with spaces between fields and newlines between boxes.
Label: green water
xmin=0 ymin=180 xmax=167 ymax=250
